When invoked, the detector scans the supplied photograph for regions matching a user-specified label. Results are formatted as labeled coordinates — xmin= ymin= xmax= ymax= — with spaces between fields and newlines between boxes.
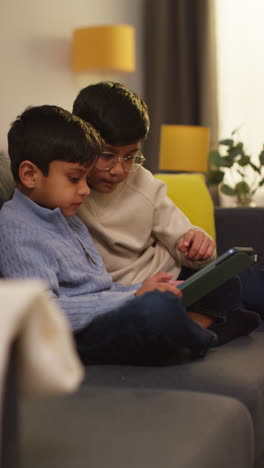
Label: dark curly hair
xmin=72 ymin=81 xmax=150 ymax=146
xmin=8 ymin=105 xmax=103 ymax=182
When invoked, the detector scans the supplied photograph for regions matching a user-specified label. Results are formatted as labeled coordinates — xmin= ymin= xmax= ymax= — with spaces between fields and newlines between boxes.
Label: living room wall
xmin=0 ymin=0 xmax=144 ymax=153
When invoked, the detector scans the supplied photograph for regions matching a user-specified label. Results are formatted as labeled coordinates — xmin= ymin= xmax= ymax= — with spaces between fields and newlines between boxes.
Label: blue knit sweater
xmin=0 ymin=190 xmax=139 ymax=331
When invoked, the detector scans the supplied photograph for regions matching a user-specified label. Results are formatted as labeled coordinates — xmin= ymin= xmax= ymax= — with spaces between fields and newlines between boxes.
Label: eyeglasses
xmin=95 ymin=151 xmax=146 ymax=172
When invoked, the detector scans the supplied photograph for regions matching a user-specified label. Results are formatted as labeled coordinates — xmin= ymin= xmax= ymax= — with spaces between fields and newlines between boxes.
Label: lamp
xmin=72 ymin=24 xmax=135 ymax=73
xmin=159 ymin=125 xmax=210 ymax=173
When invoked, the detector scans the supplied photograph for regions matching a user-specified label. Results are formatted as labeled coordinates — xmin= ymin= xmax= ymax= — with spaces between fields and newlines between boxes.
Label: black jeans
xmin=179 ymin=268 xmax=242 ymax=317
xmin=73 ymin=285 xmax=233 ymax=366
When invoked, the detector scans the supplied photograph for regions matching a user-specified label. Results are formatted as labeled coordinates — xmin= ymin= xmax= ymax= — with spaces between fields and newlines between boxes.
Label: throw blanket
xmin=0 ymin=279 xmax=84 ymax=414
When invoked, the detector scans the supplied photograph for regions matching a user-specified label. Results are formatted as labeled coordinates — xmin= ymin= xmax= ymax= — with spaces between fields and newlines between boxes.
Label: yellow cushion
xmin=155 ymin=173 xmax=216 ymax=239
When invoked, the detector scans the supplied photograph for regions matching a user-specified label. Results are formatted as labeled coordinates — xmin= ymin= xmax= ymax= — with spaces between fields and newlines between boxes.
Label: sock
xmin=209 ymin=307 xmax=261 ymax=346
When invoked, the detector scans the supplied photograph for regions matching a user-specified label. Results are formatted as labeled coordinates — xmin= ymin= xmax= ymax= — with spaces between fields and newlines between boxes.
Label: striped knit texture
xmin=0 ymin=190 xmax=138 ymax=331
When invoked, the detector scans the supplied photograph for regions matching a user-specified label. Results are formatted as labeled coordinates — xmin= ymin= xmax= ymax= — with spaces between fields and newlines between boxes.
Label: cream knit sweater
xmin=78 ymin=167 xmax=215 ymax=285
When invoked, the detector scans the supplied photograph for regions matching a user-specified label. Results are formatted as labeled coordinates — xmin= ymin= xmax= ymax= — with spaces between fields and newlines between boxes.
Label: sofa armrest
xmin=0 ymin=343 xmax=19 ymax=468
xmin=20 ymin=387 xmax=254 ymax=468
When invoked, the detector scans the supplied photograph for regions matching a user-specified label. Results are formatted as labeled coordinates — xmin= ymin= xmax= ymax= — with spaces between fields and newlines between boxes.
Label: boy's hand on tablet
xmin=135 ymin=272 xmax=183 ymax=298
xmin=177 ymin=229 xmax=216 ymax=260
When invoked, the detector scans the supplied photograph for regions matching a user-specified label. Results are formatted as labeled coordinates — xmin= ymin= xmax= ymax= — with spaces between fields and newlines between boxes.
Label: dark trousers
xmin=74 ymin=277 xmax=241 ymax=366
xmin=179 ymin=268 xmax=242 ymax=317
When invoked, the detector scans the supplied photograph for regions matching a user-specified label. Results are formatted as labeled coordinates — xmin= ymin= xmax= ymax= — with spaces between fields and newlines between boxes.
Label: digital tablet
xmin=178 ymin=247 xmax=256 ymax=308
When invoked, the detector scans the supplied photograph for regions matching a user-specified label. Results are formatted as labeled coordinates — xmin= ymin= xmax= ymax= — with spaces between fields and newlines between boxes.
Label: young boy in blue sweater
xmin=0 ymin=105 xmax=259 ymax=365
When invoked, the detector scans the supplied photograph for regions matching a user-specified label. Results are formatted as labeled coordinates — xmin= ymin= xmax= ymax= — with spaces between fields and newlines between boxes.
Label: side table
xmin=215 ymin=207 xmax=264 ymax=262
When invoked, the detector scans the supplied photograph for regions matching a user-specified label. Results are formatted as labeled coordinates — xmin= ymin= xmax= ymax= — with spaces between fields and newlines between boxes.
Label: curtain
xmin=143 ymin=0 xmax=218 ymax=173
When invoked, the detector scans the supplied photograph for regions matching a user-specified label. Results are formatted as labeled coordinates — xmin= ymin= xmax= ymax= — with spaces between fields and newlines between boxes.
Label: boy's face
xmin=87 ymin=142 xmax=141 ymax=193
xmin=24 ymin=160 xmax=92 ymax=217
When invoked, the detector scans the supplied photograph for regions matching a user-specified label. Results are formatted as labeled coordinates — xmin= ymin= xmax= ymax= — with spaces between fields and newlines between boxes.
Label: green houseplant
xmin=206 ymin=130 xmax=264 ymax=206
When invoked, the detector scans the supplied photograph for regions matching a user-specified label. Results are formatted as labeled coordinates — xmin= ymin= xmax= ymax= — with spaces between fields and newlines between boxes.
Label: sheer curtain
xmin=215 ymin=0 xmax=264 ymax=157
xmin=143 ymin=0 xmax=218 ymax=173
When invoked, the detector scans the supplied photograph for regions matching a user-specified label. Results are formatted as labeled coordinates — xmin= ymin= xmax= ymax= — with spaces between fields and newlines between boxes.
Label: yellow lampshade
xmin=72 ymin=24 xmax=135 ymax=73
xmin=159 ymin=125 xmax=210 ymax=173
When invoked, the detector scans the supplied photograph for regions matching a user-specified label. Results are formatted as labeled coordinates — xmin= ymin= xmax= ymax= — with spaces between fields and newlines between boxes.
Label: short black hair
xmin=72 ymin=81 xmax=150 ymax=146
xmin=8 ymin=105 xmax=103 ymax=182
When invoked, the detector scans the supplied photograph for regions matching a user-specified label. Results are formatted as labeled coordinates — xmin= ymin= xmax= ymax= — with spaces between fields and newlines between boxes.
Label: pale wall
xmin=0 ymin=0 xmax=144 ymax=153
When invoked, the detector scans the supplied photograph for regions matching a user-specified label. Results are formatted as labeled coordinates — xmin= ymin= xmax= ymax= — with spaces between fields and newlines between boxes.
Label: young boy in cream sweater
xmin=71 ymin=81 xmax=261 ymax=344
xmin=73 ymin=81 xmax=216 ymax=286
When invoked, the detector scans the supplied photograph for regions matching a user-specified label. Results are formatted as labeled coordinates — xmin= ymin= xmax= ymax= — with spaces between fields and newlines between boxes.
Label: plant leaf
xmin=237 ymin=155 xmax=251 ymax=166
xmin=220 ymin=184 xmax=236 ymax=196
xmin=208 ymin=149 xmax=222 ymax=166
xmin=206 ymin=169 xmax=225 ymax=186
xmin=221 ymin=156 xmax=234 ymax=167
xmin=259 ymin=150 xmax=264 ymax=165
xmin=219 ymin=138 xmax=234 ymax=146
xmin=228 ymin=146 xmax=243 ymax=159
xmin=235 ymin=180 xmax=251 ymax=194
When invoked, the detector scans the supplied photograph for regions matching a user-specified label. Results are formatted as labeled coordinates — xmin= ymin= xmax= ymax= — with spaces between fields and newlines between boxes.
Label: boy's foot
xmin=209 ymin=307 xmax=261 ymax=346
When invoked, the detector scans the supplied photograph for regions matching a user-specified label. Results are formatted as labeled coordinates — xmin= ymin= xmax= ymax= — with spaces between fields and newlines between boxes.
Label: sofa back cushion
xmin=155 ymin=173 xmax=216 ymax=239
xmin=0 ymin=156 xmax=15 ymax=208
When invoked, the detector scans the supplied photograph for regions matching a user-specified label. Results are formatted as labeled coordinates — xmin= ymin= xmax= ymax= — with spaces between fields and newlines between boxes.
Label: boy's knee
xmin=115 ymin=290 xmax=186 ymax=335
xmin=131 ymin=290 xmax=213 ymax=353
xmin=134 ymin=290 xmax=185 ymax=324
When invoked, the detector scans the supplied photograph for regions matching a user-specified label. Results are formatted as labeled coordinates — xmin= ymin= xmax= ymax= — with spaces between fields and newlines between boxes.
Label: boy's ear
xmin=19 ymin=161 xmax=39 ymax=188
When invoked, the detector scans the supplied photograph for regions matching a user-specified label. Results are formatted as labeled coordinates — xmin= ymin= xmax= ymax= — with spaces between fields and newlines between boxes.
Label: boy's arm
xmin=0 ymin=228 xmax=137 ymax=331
xmin=0 ymin=229 xmax=61 ymax=295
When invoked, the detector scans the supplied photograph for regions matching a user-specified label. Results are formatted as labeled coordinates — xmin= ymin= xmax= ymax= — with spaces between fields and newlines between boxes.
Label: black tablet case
xmin=179 ymin=247 xmax=256 ymax=308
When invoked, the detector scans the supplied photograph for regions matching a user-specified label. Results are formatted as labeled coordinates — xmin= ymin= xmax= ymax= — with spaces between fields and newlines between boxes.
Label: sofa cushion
xmin=155 ymin=173 xmax=216 ymax=239
xmin=20 ymin=387 xmax=254 ymax=468
xmin=0 ymin=156 xmax=15 ymax=208
xmin=83 ymin=324 xmax=264 ymax=461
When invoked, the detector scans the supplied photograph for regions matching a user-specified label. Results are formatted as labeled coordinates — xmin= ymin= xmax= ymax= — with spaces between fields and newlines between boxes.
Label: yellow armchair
xmin=155 ymin=173 xmax=216 ymax=239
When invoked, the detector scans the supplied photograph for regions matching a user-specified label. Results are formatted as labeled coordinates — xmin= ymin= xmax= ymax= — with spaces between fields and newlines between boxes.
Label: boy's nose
xmin=109 ymin=160 xmax=125 ymax=176
xmin=79 ymin=181 xmax=90 ymax=196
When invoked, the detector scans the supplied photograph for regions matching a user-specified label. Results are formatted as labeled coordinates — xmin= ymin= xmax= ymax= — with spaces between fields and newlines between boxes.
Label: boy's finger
xmin=177 ymin=230 xmax=195 ymax=253
xmin=156 ymin=284 xmax=183 ymax=297
xmin=151 ymin=272 xmax=173 ymax=282
xmin=183 ymin=229 xmax=195 ymax=246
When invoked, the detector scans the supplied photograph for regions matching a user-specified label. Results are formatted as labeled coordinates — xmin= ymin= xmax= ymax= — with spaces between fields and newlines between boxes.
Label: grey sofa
xmin=19 ymin=324 xmax=264 ymax=468
xmin=1 ymin=155 xmax=264 ymax=468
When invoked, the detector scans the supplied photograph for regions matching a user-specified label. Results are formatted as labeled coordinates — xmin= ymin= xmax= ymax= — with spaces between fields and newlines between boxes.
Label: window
xmin=215 ymin=0 xmax=264 ymax=158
